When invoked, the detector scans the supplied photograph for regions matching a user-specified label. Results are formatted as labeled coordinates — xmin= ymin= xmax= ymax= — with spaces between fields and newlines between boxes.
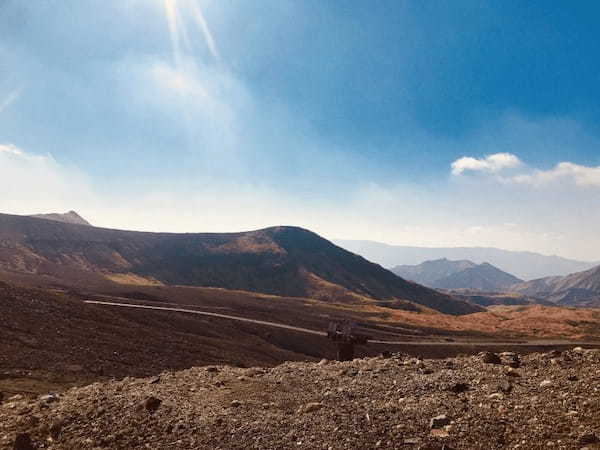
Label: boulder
xmin=143 ymin=396 xmax=162 ymax=413
xmin=579 ymin=433 xmax=599 ymax=445
xmin=447 ymin=382 xmax=470 ymax=394
xmin=13 ymin=433 xmax=35 ymax=450
xmin=301 ymin=402 xmax=324 ymax=413
xmin=39 ymin=393 xmax=59 ymax=404
xmin=481 ymin=352 xmax=501 ymax=364
xmin=49 ymin=420 xmax=64 ymax=439
xmin=430 ymin=414 xmax=451 ymax=429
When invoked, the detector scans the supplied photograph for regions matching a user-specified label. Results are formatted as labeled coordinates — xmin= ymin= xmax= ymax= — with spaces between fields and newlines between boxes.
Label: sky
xmin=1 ymin=0 xmax=600 ymax=260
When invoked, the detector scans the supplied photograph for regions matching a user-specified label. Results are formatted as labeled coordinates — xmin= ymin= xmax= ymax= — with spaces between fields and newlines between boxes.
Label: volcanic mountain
xmin=511 ymin=264 xmax=600 ymax=307
xmin=0 ymin=213 xmax=480 ymax=314
xmin=29 ymin=210 xmax=91 ymax=226
xmin=392 ymin=258 xmax=523 ymax=291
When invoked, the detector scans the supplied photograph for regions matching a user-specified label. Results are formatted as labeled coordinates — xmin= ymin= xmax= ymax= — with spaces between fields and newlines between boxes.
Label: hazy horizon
xmin=2 ymin=1 xmax=600 ymax=260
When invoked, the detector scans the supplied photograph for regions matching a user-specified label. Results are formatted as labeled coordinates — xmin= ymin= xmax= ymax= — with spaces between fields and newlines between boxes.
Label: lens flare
xmin=189 ymin=0 xmax=220 ymax=61
xmin=162 ymin=0 xmax=220 ymax=67
xmin=163 ymin=0 xmax=183 ymax=68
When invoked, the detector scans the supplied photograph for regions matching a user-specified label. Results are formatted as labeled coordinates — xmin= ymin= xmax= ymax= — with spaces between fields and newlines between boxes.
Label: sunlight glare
xmin=189 ymin=0 xmax=220 ymax=61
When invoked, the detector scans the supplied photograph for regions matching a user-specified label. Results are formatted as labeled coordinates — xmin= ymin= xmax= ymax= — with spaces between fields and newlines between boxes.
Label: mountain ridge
xmin=511 ymin=264 xmax=600 ymax=307
xmin=392 ymin=258 xmax=523 ymax=291
xmin=0 ymin=213 xmax=481 ymax=315
xmin=335 ymin=239 xmax=597 ymax=280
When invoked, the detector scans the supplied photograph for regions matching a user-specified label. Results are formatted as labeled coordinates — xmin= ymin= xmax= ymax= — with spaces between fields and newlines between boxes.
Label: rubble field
xmin=2 ymin=348 xmax=600 ymax=449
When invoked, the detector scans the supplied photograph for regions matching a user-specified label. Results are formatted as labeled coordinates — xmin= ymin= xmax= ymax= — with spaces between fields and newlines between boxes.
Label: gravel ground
xmin=2 ymin=348 xmax=600 ymax=449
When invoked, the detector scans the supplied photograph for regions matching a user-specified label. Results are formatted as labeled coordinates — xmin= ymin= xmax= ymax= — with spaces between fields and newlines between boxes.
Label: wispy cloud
xmin=451 ymin=152 xmax=522 ymax=175
xmin=512 ymin=162 xmax=600 ymax=187
xmin=0 ymin=144 xmax=94 ymax=214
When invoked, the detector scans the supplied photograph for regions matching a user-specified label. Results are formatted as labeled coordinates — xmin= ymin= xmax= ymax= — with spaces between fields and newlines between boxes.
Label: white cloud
xmin=512 ymin=161 xmax=600 ymax=187
xmin=451 ymin=152 xmax=522 ymax=175
xmin=2 ymin=143 xmax=599 ymax=261
xmin=451 ymin=151 xmax=600 ymax=189
xmin=0 ymin=144 xmax=94 ymax=214
xmin=0 ymin=143 xmax=23 ymax=156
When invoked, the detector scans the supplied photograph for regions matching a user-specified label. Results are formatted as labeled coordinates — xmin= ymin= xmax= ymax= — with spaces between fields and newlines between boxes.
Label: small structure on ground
xmin=327 ymin=320 xmax=370 ymax=361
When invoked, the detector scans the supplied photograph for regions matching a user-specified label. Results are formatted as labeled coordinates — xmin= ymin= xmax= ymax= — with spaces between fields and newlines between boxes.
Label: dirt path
xmin=84 ymin=300 xmax=598 ymax=347
xmin=84 ymin=300 xmax=327 ymax=336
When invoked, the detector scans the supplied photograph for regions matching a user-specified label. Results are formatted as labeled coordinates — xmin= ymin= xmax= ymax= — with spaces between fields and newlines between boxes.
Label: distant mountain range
xmin=511 ymin=264 xmax=600 ymax=307
xmin=334 ymin=239 xmax=598 ymax=280
xmin=0 ymin=212 xmax=481 ymax=315
xmin=392 ymin=258 xmax=523 ymax=291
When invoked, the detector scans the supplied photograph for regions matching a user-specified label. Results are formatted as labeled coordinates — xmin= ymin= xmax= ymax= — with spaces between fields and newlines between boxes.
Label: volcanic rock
xmin=430 ymin=415 xmax=451 ymax=429
xmin=480 ymin=352 xmax=501 ymax=364
xmin=143 ymin=396 xmax=162 ymax=414
xmin=13 ymin=433 xmax=35 ymax=450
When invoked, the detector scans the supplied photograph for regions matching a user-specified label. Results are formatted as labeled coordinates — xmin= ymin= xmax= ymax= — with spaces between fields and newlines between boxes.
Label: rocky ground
xmin=2 ymin=348 xmax=600 ymax=449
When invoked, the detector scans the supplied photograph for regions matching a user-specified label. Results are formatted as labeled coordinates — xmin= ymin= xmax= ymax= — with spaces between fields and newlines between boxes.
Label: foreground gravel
xmin=2 ymin=348 xmax=600 ymax=449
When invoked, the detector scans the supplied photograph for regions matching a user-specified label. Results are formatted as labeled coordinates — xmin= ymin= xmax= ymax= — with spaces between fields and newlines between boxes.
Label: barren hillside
xmin=511 ymin=265 xmax=600 ymax=307
xmin=0 ymin=213 xmax=479 ymax=315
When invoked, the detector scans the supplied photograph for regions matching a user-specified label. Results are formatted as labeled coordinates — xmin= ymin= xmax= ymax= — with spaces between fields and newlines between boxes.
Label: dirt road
xmin=84 ymin=300 xmax=598 ymax=347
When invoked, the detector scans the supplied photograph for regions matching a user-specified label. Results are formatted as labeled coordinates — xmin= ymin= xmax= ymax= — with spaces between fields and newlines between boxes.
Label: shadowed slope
xmin=0 ymin=213 xmax=480 ymax=314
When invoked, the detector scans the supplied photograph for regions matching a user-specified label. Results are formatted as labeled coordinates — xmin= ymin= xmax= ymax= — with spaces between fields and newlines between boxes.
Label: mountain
xmin=433 ymin=262 xmax=523 ymax=291
xmin=0 ymin=213 xmax=480 ymax=314
xmin=334 ymin=239 xmax=597 ymax=280
xmin=392 ymin=258 xmax=523 ymax=291
xmin=392 ymin=259 xmax=477 ymax=286
xmin=30 ymin=210 xmax=91 ymax=226
xmin=511 ymin=264 xmax=600 ymax=307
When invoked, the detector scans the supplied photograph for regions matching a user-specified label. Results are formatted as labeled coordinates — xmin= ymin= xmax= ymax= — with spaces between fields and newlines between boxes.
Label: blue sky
xmin=1 ymin=0 xmax=600 ymax=259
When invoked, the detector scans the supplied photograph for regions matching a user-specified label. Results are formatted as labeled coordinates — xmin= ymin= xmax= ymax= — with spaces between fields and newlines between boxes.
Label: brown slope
xmin=0 ymin=281 xmax=321 ymax=387
xmin=511 ymin=265 xmax=600 ymax=306
xmin=0 ymin=213 xmax=480 ymax=314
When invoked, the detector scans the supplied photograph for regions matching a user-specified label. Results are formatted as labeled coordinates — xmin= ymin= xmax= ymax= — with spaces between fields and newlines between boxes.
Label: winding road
xmin=84 ymin=299 xmax=598 ymax=348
